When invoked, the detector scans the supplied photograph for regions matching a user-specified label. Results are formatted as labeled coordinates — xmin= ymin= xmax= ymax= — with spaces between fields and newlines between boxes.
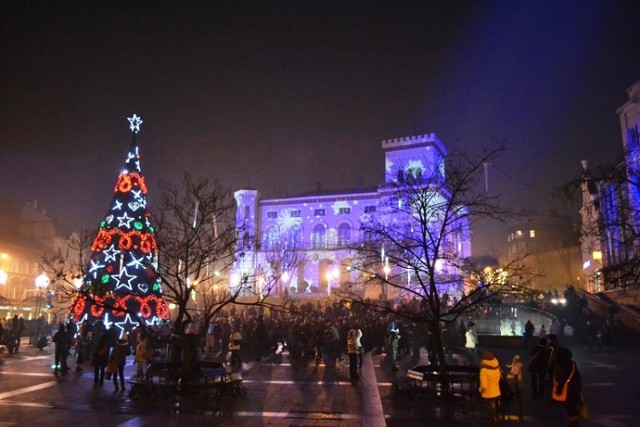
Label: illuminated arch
xmin=312 ymin=223 xmax=327 ymax=249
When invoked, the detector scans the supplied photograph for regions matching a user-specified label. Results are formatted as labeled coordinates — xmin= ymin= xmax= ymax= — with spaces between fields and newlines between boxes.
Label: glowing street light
xmin=34 ymin=273 xmax=50 ymax=341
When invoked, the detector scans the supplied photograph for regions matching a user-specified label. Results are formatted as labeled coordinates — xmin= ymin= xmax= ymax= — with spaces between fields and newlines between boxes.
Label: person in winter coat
xmin=552 ymin=347 xmax=584 ymax=427
xmin=52 ymin=323 xmax=72 ymax=373
xmin=347 ymin=329 xmax=361 ymax=381
xmin=135 ymin=332 xmax=152 ymax=376
xmin=92 ymin=332 xmax=109 ymax=387
xmin=528 ymin=337 xmax=552 ymax=400
xmin=388 ymin=328 xmax=400 ymax=371
xmin=110 ymin=336 xmax=131 ymax=391
xmin=479 ymin=351 xmax=502 ymax=427
xmin=229 ymin=326 xmax=243 ymax=367
xmin=354 ymin=327 xmax=364 ymax=370
xmin=506 ymin=354 xmax=524 ymax=396
xmin=465 ymin=323 xmax=478 ymax=364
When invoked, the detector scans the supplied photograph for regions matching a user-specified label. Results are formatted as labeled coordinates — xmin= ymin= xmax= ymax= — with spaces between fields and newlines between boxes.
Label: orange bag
xmin=551 ymin=362 xmax=575 ymax=402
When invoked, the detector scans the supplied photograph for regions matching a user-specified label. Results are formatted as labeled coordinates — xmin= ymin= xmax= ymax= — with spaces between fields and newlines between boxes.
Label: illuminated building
xmin=0 ymin=201 xmax=71 ymax=320
xmin=232 ymin=133 xmax=471 ymax=299
xmin=580 ymin=80 xmax=640 ymax=292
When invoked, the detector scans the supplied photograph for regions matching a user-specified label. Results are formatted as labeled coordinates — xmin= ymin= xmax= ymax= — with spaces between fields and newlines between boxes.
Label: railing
xmin=578 ymin=288 xmax=640 ymax=335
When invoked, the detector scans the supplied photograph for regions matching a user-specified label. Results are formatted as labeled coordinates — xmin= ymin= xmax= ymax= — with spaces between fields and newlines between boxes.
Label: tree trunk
xmin=430 ymin=321 xmax=452 ymax=398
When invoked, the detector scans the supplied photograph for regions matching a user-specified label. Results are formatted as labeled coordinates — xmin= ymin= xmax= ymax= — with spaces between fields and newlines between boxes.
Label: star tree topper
xmin=128 ymin=114 xmax=143 ymax=134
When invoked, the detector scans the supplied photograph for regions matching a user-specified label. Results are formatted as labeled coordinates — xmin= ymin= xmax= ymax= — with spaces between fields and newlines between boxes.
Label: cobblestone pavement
xmin=0 ymin=338 xmax=638 ymax=426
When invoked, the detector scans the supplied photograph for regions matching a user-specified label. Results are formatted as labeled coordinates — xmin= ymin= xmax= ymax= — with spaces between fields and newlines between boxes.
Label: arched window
xmin=312 ymin=224 xmax=326 ymax=249
xmin=338 ymin=223 xmax=351 ymax=247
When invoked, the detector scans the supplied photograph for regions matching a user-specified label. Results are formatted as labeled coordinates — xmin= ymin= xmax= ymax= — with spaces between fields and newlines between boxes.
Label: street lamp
xmin=29 ymin=273 xmax=49 ymax=345
xmin=34 ymin=273 xmax=50 ymax=337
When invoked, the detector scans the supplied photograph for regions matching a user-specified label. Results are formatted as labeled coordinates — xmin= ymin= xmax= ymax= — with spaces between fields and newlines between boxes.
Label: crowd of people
xmin=25 ymin=289 xmax=623 ymax=427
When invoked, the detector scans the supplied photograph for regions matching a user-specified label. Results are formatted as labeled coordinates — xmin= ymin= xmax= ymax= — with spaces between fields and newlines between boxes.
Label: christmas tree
xmin=70 ymin=114 xmax=169 ymax=331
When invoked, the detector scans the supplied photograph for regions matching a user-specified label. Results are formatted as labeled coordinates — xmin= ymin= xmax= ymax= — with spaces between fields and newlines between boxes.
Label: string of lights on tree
xmin=69 ymin=114 xmax=169 ymax=331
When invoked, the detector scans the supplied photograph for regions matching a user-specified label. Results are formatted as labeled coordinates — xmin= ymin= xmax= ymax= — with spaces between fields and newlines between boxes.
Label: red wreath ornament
xmin=118 ymin=232 xmax=133 ymax=251
xmin=154 ymin=298 xmax=170 ymax=319
xmin=70 ymin=294 xmax=86 ymax=321
xmin=111 ymin=294 xmax=131 ymax=318
xmin=137 ymin=296 xmax=152 ymax=318
xmin=128 ymin=172 xmax=148 ymax=194
xmin=117 ymin=175 xmax=133 ymax=193
xmin=92 ymin=229 xmax=112 ymax=251
xmin=90 ymin=295 xmax=106 ymax=317
xmin=139 ymin=233 xmax=156 ymax=254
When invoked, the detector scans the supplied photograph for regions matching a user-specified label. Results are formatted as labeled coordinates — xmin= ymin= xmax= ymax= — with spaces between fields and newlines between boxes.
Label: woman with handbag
xmin=552 ymin=347 xmax=586 ymax=426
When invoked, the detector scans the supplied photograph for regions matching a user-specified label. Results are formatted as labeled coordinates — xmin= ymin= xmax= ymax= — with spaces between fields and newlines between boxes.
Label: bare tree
xmin=42 ymin=229 xmax=95 ymax=319
xmin=155 ymin=174 xmax=296 ymax=379
xmin=334 ymin=146 xmax=533 ymax=384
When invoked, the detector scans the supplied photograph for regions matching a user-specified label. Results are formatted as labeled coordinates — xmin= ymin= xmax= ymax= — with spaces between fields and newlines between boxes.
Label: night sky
xmin=2 ymin=1 xmax=640 ymax=255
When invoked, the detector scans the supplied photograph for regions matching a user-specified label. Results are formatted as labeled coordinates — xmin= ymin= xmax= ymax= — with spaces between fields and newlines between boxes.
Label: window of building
xmin=312 ymin=224 xmax=326 ymax=249
xmin=515 ymin=230 xmax=523 ymax=237
xmin=314 ymin=208 xmax=326 ymax=216
xmin=290 ymin=225 xmax=303 ymax=248
xmin=244 ymin=205 xmax=250 ymax=219
xmin=364 ymin=205 xmax=376 ymax=213
xmin=265 ymin=227 xmax=279 ymax=250
xmin=338 ymin=207 xmax=351 ymax=215
xmin=529 ymin=230 xmax=536 ymax=238
xmin=290 ymin=210 xmax=301 ymax=218
xmin=267 ymin=211 xmax=278 ymax=219
xmin=338 ymin=223 xmax=351 ymax=247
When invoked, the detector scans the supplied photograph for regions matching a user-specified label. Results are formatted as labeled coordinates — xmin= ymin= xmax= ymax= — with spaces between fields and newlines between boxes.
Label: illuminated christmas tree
xmin=70 ymin=114 xmax=169 ymax=331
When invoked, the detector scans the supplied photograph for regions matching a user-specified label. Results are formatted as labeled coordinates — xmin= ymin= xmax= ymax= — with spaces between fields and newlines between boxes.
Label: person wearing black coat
xmin=52 ymin=323 xmax=72 ymax=372
xmin=110 ymin=337 xmax=131 ymax=391
xmin=92 ymin=332 xmax=109 ymax=387
xmin=528 ymin=337 xmax=552 ymax=400
xmin=552 ymin=347 xmax=583 ymax=426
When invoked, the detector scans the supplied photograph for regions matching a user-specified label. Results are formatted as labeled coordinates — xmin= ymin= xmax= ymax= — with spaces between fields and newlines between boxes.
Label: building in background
xmin=505 ymin=209 xmax=582 ymax=292
xmin=0 ymin=201 xmax=71 ymax=321
xmin=580 ymin=79 xmax=640 ymax=293
xmin=232 ymin=134 xmax=472 ymax=301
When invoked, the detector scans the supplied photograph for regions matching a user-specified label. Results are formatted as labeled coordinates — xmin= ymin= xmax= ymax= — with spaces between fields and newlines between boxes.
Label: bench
xmin=221 ymin=372 xmax=244 ymax=395
xmin=405 ymin=364 xmax=479 ymax=398
xmin=128 ymin=362 xmax=178 ymax=402
xmin=127 ymin=374 xmax=175 ymax=402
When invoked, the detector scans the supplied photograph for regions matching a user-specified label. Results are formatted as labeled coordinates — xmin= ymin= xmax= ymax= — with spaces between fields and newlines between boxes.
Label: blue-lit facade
xmin=231 ymin=134 xmax=472 ymax=300
xmin=581 ymin=80 xmax=640 ymax=291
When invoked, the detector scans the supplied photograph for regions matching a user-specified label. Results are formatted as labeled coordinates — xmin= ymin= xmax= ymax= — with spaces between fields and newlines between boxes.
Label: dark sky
xmin=2 ymin=1 xmax=640 ymax=255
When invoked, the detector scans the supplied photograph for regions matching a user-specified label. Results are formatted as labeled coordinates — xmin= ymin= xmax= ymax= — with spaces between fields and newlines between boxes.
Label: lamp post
xmin=382 ymin=258 xmax=390 ymax=301
xmin=34 ymin=273 xmax=49 ymax=341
